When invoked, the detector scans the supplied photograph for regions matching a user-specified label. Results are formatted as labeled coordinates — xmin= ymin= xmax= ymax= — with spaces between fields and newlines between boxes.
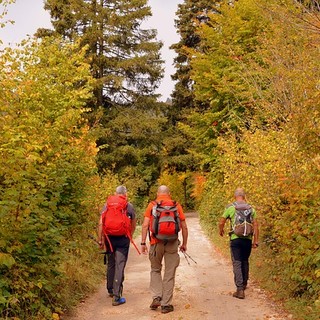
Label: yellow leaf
xmin=52 ymin=313 xmax=60 ymax=320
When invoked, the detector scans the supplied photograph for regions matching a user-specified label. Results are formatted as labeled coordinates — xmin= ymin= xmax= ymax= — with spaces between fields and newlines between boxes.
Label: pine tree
xmin=40 ymin=0 xmax=165 ymax=195
xmin=170 ymin=0 xmax=220 ymax=115
xmin=159 ymin=0 xmax=220 ymax=175
xmin=41 ymin=0 xmax=163 ymax=107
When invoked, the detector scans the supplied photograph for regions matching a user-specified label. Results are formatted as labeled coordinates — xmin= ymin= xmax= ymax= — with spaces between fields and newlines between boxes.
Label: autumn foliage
xmin=1 ymin=0 xmax=320 ymax=319
xmin=0 ymin=37 xmax=113 ymax=318
xmin=189 ymin=0 xmax=320 ymax=317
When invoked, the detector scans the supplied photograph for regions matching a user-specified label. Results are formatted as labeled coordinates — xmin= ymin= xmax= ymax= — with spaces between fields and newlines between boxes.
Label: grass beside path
xmin=200 ymin=217 xmax=320 ymax=320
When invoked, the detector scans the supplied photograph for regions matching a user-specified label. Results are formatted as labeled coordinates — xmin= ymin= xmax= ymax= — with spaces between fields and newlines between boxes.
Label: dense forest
xmin=0 ymin=0 xmax=319 ymax=319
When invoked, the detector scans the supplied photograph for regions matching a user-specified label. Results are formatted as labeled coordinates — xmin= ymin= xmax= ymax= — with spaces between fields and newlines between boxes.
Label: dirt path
xmin=62 ymin=212 xmax=286 ymax=320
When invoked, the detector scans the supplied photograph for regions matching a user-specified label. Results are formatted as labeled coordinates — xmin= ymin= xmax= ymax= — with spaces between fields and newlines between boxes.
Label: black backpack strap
xmin=149 ymin=201 xmax=160 ymax=240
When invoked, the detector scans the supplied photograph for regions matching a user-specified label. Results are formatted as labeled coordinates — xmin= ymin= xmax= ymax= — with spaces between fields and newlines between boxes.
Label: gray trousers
xmin=149 ymin=240 xmax=180 ymax=306
xmin=106 ymin=237 xmax=130 ymax=297
xmin=230 ymin=238 xmax=252 ymax=290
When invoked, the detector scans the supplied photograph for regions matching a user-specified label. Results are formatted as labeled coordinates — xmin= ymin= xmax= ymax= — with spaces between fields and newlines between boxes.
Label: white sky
xmin=0 ymin=0 xmax=183 ymax=101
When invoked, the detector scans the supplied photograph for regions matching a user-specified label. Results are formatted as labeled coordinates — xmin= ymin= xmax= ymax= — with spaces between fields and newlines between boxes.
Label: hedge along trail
xmin=0 ymin=36 xmax=105 ymax=318
xmin=190 ymin=0 xmax=320 ymax=318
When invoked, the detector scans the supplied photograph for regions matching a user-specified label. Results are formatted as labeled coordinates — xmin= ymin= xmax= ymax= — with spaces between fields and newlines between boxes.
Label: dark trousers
xmin=105 ymin=236 xmax=130 ymax=297
xmin=230 ymin=238 xmax=252 ymax=290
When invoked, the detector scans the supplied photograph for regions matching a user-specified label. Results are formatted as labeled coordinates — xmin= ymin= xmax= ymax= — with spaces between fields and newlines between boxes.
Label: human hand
xmin=179 ymin=244 xmax=187 ymax=252
xmin=98 ymin=240 xmax=103 ymax=249
xmin=141 ymin=244 xmax=148 ymax=254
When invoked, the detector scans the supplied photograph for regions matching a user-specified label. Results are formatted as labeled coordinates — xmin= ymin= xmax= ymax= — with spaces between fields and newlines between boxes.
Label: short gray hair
xmin=234 ymin=188 xmax=246 ymax=198
xmin=116 ymin=185 xmax=127 ymax=195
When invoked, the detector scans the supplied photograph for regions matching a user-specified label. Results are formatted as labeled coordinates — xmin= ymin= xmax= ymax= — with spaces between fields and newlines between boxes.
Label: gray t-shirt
xmin=126 ymin=202 xmax=136 ymax=220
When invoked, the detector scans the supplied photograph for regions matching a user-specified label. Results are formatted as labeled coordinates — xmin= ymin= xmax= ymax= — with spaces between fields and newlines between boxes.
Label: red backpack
xmin=150 ymin=200 xmax=181 ymax=242
xmin=102 ymin=194 xmax=140 ymax=254
xmin=102 ymin=194 xmax=130 ymax=237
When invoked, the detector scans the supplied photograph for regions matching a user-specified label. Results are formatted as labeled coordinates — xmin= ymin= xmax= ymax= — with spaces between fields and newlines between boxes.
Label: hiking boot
xmin=107 ymin=289 xmax=114 ymax=298
xmin=243 ymin=281 xmax=248 ymax=290
xmin=233 ymin=289 xmax=245 ymax=299
xmin=112 ymin=296 xmax=126 ymax=306
xmin=161 ymin=305 xmax=174 ymax=314
xmin=149 ymin=297 xmax=161 ymax=310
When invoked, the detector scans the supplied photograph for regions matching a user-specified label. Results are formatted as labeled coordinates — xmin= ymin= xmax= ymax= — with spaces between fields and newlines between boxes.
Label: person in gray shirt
xmin=98 ymin=186 xmax=136 ymax=306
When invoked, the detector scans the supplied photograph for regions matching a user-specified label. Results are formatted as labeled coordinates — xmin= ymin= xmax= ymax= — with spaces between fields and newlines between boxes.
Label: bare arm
xmin=131 ymin=218 xmax=136 ymax=237
xmin=252 ymin=219 xmax=259 ymax=248
xmin=97 ymin=215 xmax=105 ymax=249
xmin=219 ymin=217 xmax=227 ymax=236
xmin=179 ymin=220 xmax=188 ymax=252
xmin=97 ymin=215 xmax=103 ymax=243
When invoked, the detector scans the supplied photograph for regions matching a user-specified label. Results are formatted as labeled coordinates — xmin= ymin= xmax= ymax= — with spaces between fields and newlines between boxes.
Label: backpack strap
xmin=103 ymin=221 xmax=141 ymax=255
xmin=148 ymin=201 xmax=157 ymax=241
xmin=126 ymin=231 xmax=141 ymax=255
xmin=227 ymin=202 xmax=237 ymax=236
xmin=151 ymin=200 xmax=159 ymax=214
xmin=105 ymin=234 xmax=114 ymax=253
xmin=149 ymin=200 xmax=165 ymax=241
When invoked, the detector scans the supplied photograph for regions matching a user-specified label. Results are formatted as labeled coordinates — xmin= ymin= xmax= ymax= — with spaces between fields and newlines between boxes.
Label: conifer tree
xmin=160 ymin=0 xmax=220 ymax=175
xmin=171 ymin=0 xmax=220 ymax=115
xmin=172 ymin=0 xmax=270 ymax=172
xmin=42 ymin=0 xmax=163 ymax=107
xmin=41 ymin=0 xmax=165 ymax=195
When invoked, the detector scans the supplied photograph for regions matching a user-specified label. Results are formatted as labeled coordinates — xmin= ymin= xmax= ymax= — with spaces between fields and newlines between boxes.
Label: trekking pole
xmin=88 ymin=235 xmax=108 ymax=264
xmin=182 ymin=252 xmax=191 ymax=265
xmin=183 ymin=251 xmax=197 ymax=264
xmin=88 ymin=234 xmax=100 ymax=245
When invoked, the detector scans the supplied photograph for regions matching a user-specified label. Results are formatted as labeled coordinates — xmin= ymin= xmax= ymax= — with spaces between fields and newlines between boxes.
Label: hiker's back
xmin=102 ymin=194 xmax=130 ymax=236
xmin=140 ymin=185 xmax=189 ymax=313
xmin=98 ymin=186 xmax=138 ymax=306
xmin=150 ymin=199 xmax=181 ymax=242
xmin=232 ymin=201 xmax=254 ymax=237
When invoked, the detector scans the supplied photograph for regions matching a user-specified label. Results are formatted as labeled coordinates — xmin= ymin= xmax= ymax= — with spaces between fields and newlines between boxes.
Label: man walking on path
xmin=219 ymin=188 xmax=259 ymax=299
xmin=141 ymin=185 xmax=188 ymax=314
xmin=98 ymin=186 xmax=136 ymax=306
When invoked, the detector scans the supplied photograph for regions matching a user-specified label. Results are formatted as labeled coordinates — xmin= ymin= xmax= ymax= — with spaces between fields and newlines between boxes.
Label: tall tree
xmin=170 ymin=0 xmax=220 ymax=115
xmin=180 ymin=0 xmax=269 ymax=168
xmin=159 ymin=0 xmax=220 ymax=177
xmin=194 ymin=1 xmax=320 ymax=314
xmin=41 ymin=0 xmax=163 ymax=107
xmin=40 ymin=0 xmax=165 ymax=196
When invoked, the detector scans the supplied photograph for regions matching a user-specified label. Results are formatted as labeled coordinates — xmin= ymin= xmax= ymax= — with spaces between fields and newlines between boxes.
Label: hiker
xmin=97 ymin=185 xmax=136 ymax=306
xmin=141 ymin=185 xmax=188 ymax=314
xmin=219 ymin=188 xmax=259 ymax=299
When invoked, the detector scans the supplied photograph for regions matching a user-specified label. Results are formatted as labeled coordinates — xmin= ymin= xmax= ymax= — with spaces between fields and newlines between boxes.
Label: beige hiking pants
xmin=149 ymin=239 xmax=180 ymax=306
